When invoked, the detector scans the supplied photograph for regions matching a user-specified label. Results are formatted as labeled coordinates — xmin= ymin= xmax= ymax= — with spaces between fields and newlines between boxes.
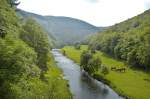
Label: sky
xmin=18 ymin=0 xmax=150 ymax=26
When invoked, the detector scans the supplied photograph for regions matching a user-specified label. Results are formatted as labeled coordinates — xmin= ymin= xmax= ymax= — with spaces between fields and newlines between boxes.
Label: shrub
xmin=74 ymin=43 xmax=81 ymax=50
xmin=101 ymin=65 xmax=109 ymax=75
xmin=80 ymin=51 xmax=102 ymax=75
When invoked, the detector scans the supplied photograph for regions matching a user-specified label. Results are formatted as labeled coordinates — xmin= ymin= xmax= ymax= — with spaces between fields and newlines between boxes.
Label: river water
xmin=52 ymin=49 xmax=124 ymax=99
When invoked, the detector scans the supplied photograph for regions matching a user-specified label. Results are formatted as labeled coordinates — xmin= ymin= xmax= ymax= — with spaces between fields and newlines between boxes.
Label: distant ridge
xmin=17 ymin=9 xmax=102 ymax=47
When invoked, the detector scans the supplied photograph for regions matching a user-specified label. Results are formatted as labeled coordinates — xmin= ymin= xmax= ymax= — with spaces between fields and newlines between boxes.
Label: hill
xmin=89 ymin=9 xmax=150 ymax=69
xmin=17 ymin=9 xmax=101 ymax=47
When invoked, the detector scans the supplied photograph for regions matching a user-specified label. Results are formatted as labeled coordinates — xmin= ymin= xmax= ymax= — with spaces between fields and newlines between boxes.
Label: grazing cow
xmin=121 ymin=68 xmax=126 ymax=72
xmin=115 ymin=68 xmax=126 ymax=72
xmin=111 ymin=67 xmax=116 ymax=71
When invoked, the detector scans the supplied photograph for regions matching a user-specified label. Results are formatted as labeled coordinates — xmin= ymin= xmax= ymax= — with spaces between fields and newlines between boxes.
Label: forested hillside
xmin=0 ymin=0 xmax=72 ymax=99
xmin=89 ymin=9 xmax=150 ymax=69
xmin=17 ymin=9 xmax=101 ymax=47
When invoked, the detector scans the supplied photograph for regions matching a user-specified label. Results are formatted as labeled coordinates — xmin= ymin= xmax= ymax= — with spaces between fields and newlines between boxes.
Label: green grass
xmin=43 ymin=66 xmax=72 ymax=99
xmin=61 ymin=45 xmax=87 ymax=64
xmin=45 ymin=54 xmax=73 ymax=99
xmin=62 ymin=45 xmax=150 ymax=99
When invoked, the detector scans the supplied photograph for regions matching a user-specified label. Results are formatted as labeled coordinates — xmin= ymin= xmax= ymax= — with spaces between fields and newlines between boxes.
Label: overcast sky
xmin=18 ymin=0 xmax=150 ymax=26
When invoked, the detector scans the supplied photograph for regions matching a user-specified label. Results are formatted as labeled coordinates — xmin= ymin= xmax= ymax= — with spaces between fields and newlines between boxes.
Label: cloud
xmin=84 ymin=0 xmax=99 ymax=3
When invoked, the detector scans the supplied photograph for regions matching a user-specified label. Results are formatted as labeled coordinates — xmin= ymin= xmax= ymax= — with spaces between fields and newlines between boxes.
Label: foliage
xmin=89 ymin=9 xmax=150 ymax=70
xmin=80 ymin=51 xmax=102 ymax=75
xmin=90 ymin=47 xmax=96 ymax=54
xmin=101 ymin=65 xmax=109 ymax=75
xmin=80 ymin=51 xmax=92 ymax=68
xmin=0 ymin=0 xmax=72 ymax=98
xmin=21 ymin=18 xmax=51 ymax=71
xmin=62 ymin=49 xmax=66 ymax=56
xmin=88 ymin=57 xmax=102 ymax=74
xmin=6 ymin=0 xmax=20 ymax=7
xmin=10 ymin=54 xmax=72 ymax=99
xmin=0 ymin=38 xmax=40 ymax=99
xmin=74 ymin=43 xmax=81 ymax=50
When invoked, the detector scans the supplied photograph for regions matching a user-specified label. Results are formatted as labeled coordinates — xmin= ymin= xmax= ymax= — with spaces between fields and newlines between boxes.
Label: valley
xmin=17 ymin=9 xmax=102 ymax=47
xmin=0 ymin=0 xmax=150 ymax=99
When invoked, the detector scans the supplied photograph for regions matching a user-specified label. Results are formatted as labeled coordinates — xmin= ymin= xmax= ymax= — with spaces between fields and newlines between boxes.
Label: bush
xmin=21 ymin=18 xmax=50 ymax=71
xmin=90 ymin=48 xmax=96 ymax=54
xmin=80 ymin=51 xmax=102 ymax=75
xmin=62 ymin=50 xmax=66 ymax=56
xmin=74 ymin=43 xmax=80 ymax=50
xmin=101 ymin=65 xmax=109 ymax=75
xmin=80 ymin=51 xmax=92 ymax=68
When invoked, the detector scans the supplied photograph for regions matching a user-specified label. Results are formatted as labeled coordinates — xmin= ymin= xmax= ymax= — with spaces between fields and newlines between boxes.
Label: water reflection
xmin=81 ymin=72 xmax=109 ymax=95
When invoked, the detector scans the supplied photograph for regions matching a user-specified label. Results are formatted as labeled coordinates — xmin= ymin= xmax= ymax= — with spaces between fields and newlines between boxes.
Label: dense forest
xmin=89 ymin=9 xmax=150 ymax=70
xmin=0 ymin=0 xmax=72 ymax=99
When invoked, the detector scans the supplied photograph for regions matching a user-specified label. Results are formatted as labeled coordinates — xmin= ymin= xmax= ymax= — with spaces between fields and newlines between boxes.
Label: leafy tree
xmin=74 ymin=43 xmax=81 ymax=50
xmin=87 ymin=57 xmax=102 ymax=74
xmin=101 ymin=65 xmax=109 ymax=75
xmin=80 ymin=51 xmax=92 ymax=69
xmin=89 ymin=9 xmax=150 ymax=70
xmin=0 ymin=1 xmax=72 ymax=99
xmin=90 ymin=47 xmax=96 ymax=54
xmin=80 ymin=51 xmax=102 ymax=74
xmin=62 ymin=50 xmax=66 ymax=56
xmin=7 ymin=0 xmax=20 ymax=7
xmin=21 ymin=18 xmax=50 ymax=71
xmin=0 ymin=38 xmax=40 ymax=99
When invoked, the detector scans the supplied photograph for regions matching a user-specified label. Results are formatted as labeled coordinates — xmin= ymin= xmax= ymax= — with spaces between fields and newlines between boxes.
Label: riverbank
xmin=61 ymin=45 xmax=150 ymax=99
xmin=45 ymin=53 xmax=73 ymax=99
xmin=52 ymin=49 xmax=123 ymax=99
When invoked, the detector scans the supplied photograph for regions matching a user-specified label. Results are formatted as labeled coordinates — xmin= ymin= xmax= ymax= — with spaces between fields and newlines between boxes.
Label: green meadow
xmin=62 ymin=45 xmax=150 ymax=99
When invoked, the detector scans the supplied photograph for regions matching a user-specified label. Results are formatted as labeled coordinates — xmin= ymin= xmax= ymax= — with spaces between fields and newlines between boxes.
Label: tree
xmin=74 ymin=43 xmax=81 ymax=50
xmin=80 ymin=51 xmax=102 ymax=74
xmin=101 ymin=65 xmax=109 ymax=75
xmin=87 ymin=57 xmax=102 ymax=74
xmin=21 ymin=18 xmax=50 ymax=71
xmin=62 ymin=50 xmax=66 ymax=56
xmin=7 ymin=0 xmax=20 ymax=7
xmin=80 ymin=51 xmax=92 ymax=69
xmin=0 ymin=38 xmax=40 ymax=99
xmin=90 ymin=47 xmax=96 ymax=54
xmin=89 ymin=9 xmax=150 ymax=70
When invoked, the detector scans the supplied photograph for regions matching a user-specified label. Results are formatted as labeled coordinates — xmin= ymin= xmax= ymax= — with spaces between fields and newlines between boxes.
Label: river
xmin=52 ymin=49 xmax=124 ymax=99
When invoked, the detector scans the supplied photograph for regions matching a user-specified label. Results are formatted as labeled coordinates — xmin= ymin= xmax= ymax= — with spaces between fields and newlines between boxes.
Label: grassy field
xmin=62 ymin=45 xmax=150 ymax=99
